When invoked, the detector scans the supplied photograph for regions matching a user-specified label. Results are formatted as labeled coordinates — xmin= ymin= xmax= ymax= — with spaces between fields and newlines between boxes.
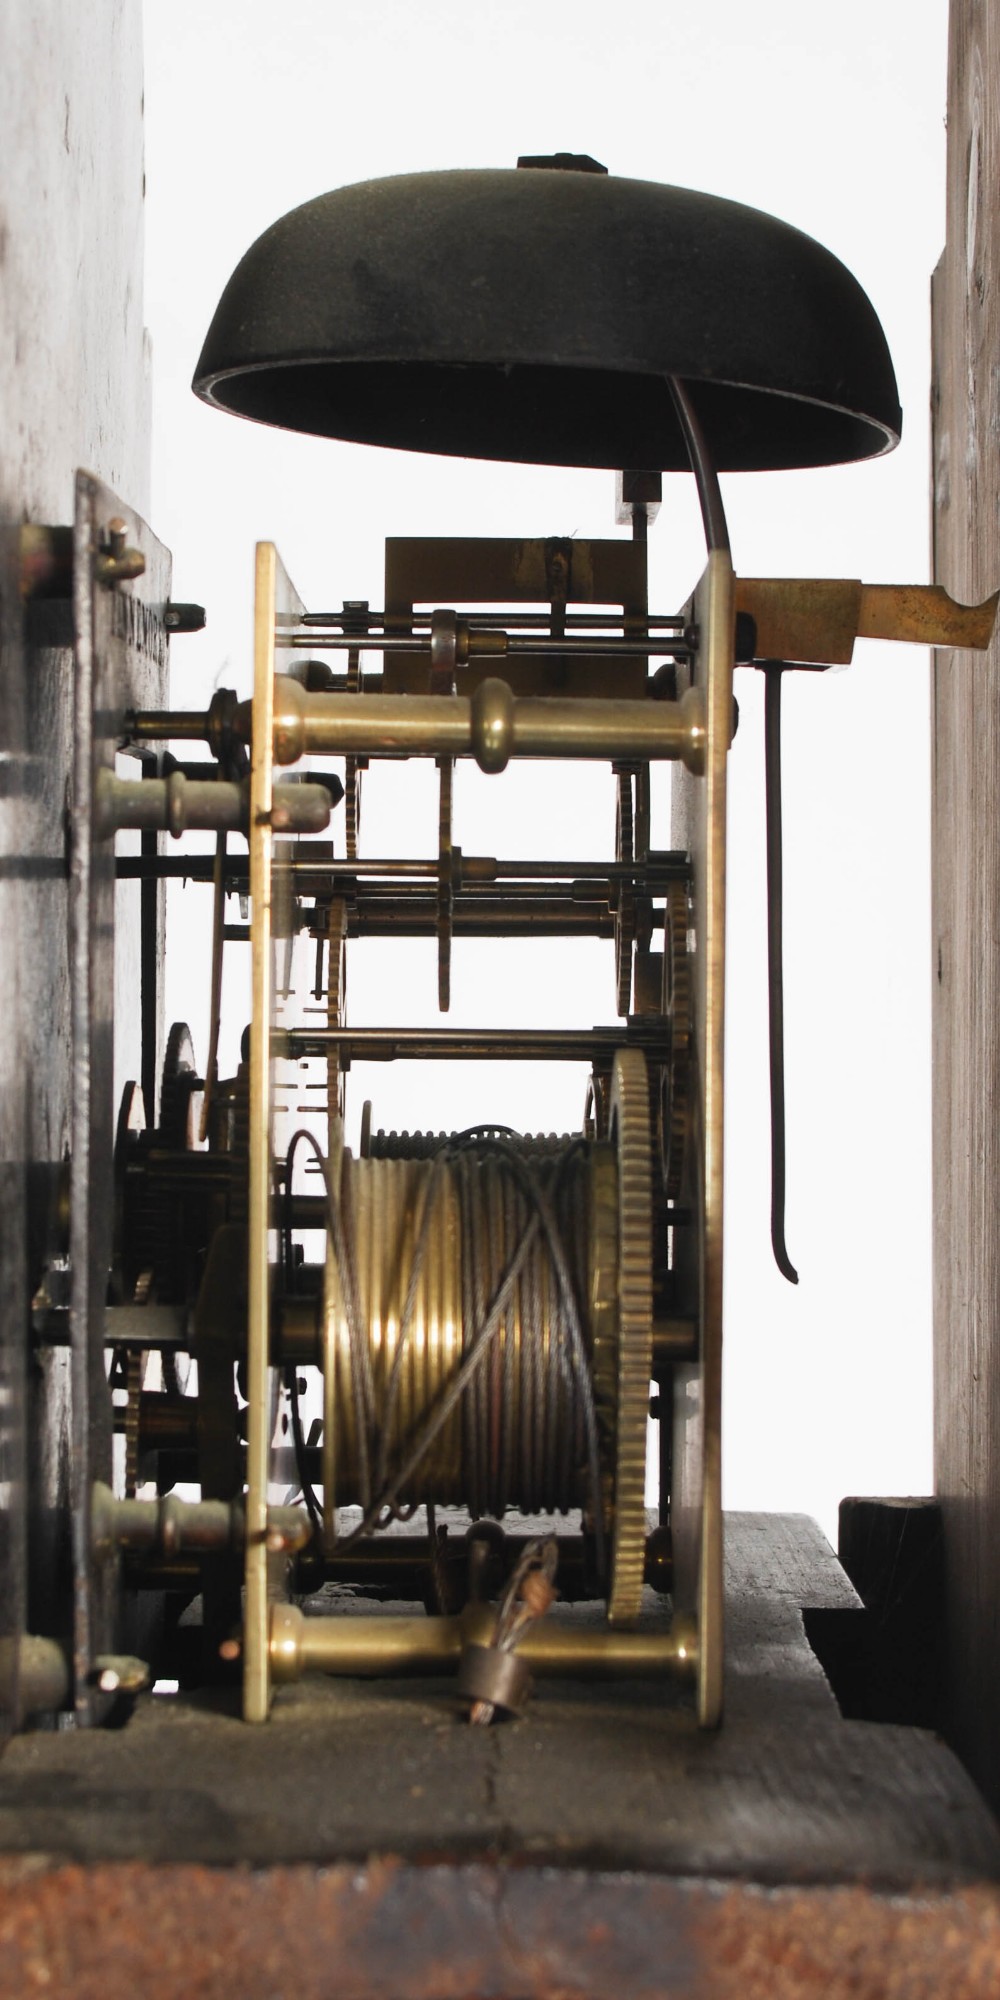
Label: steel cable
xmin=287 ymin=1125 xmax=608 ymax=1580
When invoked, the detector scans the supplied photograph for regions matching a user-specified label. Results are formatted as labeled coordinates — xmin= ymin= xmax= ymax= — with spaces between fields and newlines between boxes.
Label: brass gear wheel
xmin=345 ymin=758 xmax=363 ymax=859
xmin=344 ymin=611 xmax=367 ymax=859
xmin=437 ymin=756 xmax=454 ymax=1013
xmin=633 ymin=763 xmax=653 ymax=952
xmin=148 ymin=1024 xmax=202 ymax=1297
xmin=607 ymin=1046 xmax=654 ymax=1626
xmin=227 ymin=1054 xmax=250 ymax=1226
xmin=112 ymin=1078 xmax=146 ymax=1304
xmin=662 ymin=883 xmax=694 ymax=1201
xmin=159 ymin=1022 xmax=201 ymax=1152
xmin=326 ymin=897 xmax=348 ymax=1120
xmin=583 ymin=1067 xmax=611 ymax=1142
xmin=124 ymin=1347 xmax=144 ymax=1498
xmin=613 ymin=767 xmax=636 ymax=1018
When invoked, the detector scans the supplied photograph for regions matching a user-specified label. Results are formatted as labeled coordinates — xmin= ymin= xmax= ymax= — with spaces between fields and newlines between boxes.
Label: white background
xmin=143 ymin=0 xmax=948 ymax=1543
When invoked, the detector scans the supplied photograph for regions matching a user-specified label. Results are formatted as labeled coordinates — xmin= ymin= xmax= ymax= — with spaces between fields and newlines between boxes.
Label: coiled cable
xmin=282 ymin=1125 xmax=607 ymax=1579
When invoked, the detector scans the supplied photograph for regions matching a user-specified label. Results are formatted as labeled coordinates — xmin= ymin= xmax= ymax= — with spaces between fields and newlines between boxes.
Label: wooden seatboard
xmin=0 ymin=1513 xmax=994 ymax=1883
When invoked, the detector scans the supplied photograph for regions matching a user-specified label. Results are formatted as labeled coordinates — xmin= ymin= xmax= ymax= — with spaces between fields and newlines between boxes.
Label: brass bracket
xmin=735 ymin=578 xmax=999 ymax=665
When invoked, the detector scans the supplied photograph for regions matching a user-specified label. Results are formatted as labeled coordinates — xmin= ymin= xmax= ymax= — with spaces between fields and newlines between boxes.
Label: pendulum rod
xmin=763 ymin=664 xmax=799 ymax=1285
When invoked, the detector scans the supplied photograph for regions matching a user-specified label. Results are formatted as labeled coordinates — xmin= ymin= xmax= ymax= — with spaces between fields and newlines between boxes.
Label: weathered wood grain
xmin=0 ymin=1514 xmax=995 ymax=1883
xmin=931 ymin=0 xmax=1000 ymax=1811
xmin=0 ymin=1 xmax=150 ymax=1735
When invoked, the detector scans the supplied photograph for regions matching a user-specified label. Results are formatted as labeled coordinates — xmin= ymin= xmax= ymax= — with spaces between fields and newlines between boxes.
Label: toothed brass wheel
xmin=613 ymin=766 xmax=636 ymax=1018
xmin=159 ymin=1022 xmax=201 ymax=1152
xmin=344 ymin=606 xmax=367 ymax=859
xmin=437 ymin=756 xmax=454 ymax=1013
xmin=607 ymin=1046 xmax=654 ymax=1626
xmin=344 ymin=757 xmax=363 ymax=858
xmin=662 ymin=882 xmax=694 ymax=1201
xmin=326 ymin=897 xmax=348 ymax=1121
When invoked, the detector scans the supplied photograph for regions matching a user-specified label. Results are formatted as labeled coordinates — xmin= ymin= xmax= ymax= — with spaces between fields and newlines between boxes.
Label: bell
xmin=193 ymin=159 xmax=900 ymax=472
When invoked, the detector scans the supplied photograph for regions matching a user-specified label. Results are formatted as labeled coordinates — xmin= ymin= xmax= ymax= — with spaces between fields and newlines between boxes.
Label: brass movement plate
xmin=244 ymin=543 xmax=305 ymax=1723
xmin=384 ymin=537 xmax=649 ymax=699
xmin=669 ymin=550 xmax=735 ymax=1729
